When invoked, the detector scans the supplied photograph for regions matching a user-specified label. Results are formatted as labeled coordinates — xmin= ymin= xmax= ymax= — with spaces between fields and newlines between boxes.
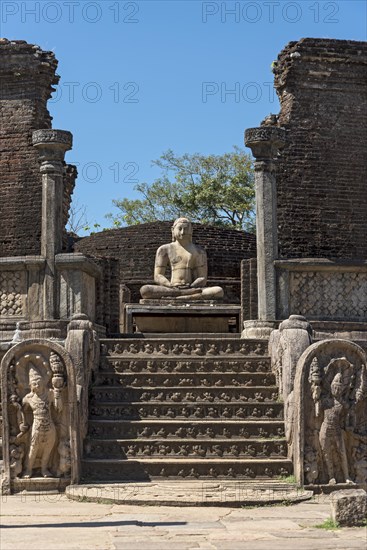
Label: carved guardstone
xmin=1 ymin=339 xmax=79 ymax=494
xmin=292 ymin=339 xmax=367 ymax=488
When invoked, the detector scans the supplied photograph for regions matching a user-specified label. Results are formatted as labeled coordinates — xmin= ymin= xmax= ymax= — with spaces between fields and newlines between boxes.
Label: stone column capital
xmin=245 ymin=126 xmax=286 ymax=161
xmin=32 ymin=129 xmax=73 ymax=173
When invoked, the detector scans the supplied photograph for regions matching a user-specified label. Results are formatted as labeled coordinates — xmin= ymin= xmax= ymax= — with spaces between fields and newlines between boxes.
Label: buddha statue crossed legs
xmin=140 ymin=218 xmax=224 ymax=301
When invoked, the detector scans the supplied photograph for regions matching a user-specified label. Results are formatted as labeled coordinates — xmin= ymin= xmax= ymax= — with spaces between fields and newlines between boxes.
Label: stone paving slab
xmin=0 ymin=494 xmax=366 ymax=550
xmin=65 ymin=480 xmax=313 ymax=507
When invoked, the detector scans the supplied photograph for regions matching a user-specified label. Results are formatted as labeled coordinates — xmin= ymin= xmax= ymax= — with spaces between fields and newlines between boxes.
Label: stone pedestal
xmin=124 ymin=303 xmax=241 ymax=334
xmin=56 ymin=253 xmax=101 ymax=323
xmin=241 ymin=320 xmax=276 ymax=339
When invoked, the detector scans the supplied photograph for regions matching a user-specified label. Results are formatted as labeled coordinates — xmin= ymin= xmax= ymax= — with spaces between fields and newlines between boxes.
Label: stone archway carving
xmin=1 ymin=339 xmax=79 ymax=494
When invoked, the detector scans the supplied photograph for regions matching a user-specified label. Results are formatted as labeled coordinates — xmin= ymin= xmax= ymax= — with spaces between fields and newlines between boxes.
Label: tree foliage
xmin=107 ymin=147 xmax=255 ymax=232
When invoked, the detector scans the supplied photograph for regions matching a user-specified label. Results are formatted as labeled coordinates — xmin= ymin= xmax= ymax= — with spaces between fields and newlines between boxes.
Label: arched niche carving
xmin=293 ymin=339 xmax=367 ymax=487
xmin=1 ymin=339 xmax=79 ymax=494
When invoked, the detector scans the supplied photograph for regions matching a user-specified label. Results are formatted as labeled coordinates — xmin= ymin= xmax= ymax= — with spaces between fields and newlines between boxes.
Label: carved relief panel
xmin=0 ymin=270 xmax=26 ymax=317
xmin=1 ymin=340 xmax=78 ymax=493
xmin=289 ymin=271 xmax=367 ymax=321
xmin=293 ymin=340 xmax=367 ymax=486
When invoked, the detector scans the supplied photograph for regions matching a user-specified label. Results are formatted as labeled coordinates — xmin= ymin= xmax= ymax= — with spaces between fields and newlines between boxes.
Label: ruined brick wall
xmin=94 ymin=257 xmax=120 ymax=335
xmin=0 ymin=39 xmax=75 ymax=257
xmin=0 ymin=39 xmax=60 ymax=257
xmin=273 ymin=38 xmax=367 ymax=260
xmin=241 ymin=258 xmax=258 ymax=323
xmin=75 ymin=222 xmax=256 ymax=303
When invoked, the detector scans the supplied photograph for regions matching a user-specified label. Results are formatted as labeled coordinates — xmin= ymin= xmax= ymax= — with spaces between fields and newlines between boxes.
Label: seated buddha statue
xmin=140 ymin=218 xmax=224 ymax=301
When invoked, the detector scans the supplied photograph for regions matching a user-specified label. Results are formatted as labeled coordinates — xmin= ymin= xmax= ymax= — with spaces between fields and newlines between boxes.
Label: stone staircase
xmin=81 ymin=337 xmax=292 ymax=482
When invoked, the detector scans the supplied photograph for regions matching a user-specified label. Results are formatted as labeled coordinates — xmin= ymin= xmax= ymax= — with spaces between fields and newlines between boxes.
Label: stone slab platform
xmin=306 ymin=482 xmax=367 ymax=494
xmin=2 ymin=476 xmax=71 ymax=494
xmin=66 ymin=480 xmax=313 ymax=507
xmin=124 ymin=304 xmax=241 ymax=333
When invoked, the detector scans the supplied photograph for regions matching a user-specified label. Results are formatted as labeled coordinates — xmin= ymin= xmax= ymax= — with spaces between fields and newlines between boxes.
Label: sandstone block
xmin=330 ymin=489 xmax=367 ymax=527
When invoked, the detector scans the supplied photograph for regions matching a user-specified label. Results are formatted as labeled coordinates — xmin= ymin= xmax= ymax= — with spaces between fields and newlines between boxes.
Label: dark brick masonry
xmin=273 ymin=38 xmax=367 ymax=260
xmin=0 ymin=39 xmax=76 ymax=257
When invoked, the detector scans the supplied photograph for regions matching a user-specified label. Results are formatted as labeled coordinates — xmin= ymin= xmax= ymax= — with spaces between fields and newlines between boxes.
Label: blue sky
xmin=2 ymin=0 xmax=366 ymax=232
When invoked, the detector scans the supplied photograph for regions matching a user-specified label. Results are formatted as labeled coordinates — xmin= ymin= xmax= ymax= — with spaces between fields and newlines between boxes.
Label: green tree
xmin=107 ymin=147 xmax=255 ymax=232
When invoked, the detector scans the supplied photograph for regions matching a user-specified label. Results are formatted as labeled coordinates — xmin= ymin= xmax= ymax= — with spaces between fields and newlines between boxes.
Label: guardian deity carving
xmin=293 ymin=340 xmax=367 ymax=486
xmin=1 ymin=340 xmax=77 ymax=493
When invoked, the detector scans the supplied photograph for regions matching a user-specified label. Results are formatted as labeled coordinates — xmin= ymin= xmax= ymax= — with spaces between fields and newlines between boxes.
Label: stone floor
xmin=0 ymin=493 xmax=366 ymax=550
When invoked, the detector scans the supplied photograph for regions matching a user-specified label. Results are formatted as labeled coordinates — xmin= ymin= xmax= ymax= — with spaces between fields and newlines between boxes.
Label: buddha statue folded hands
xmin=140 ymin=218 xmax=224 ymax=301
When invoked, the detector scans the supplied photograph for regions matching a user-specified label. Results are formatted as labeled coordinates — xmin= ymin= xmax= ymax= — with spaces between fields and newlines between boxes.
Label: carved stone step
xmin=101 ymin=357 xmax=271 ymax=374
xmin=84 ymin=438 xmax=288 ymax=459
xmin=90 ymin=386 xmax=279 ymax=403
xmin=84 ymin=336 xmax=289 ymax=484
xmin=81 ymin=457 xmax=293 ymax=481
xmin=101 ymin=338 xmax=267 ymax=358
xmin=87 ymin=420 xmax=286 ymax=439
xmin=66 ymin=479 xmax=312 ymax=506
xmin=89 ymin=402 xmax=284 ymax=420
xmin=94 ymin=371 xmax=275 ymax=386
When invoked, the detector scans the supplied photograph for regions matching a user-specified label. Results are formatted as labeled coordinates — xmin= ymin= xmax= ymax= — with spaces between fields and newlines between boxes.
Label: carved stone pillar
xmin=244 ymin=126 xmax=285 ymax=323
xmin=32 ymin=130 xmax=72 ymax=319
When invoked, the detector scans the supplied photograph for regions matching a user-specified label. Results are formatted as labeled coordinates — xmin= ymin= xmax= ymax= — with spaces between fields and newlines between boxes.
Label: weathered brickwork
xmin=273 ymin=38 xmax=367 ymax=260
xmin=75 ymin=222 xmax=256 ymax=304
xmin=93 ymin=257 xmax=120 ymax=334
xmin=241 ymin=258 xmax=258 ymax=322
xmin=0 ymin=39 xmax=75 ymax=258
xmin=0 ymin=39 xmax=57 ymax=256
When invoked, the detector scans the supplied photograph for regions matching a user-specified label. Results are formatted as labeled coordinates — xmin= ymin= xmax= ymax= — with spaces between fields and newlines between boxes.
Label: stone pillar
xmin=244 ymin=126 xmax=285 ymax=323
xmin=32 ymin=130 xmax=72 ymax=319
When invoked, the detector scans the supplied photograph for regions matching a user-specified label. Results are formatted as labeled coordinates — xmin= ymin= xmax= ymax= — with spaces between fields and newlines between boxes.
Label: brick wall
xmin=93 ymin=257 xmax=120 ymax=334
xmin=0 ymin=39 xmax=75 ymax=257
xmin=241 ymin=258 xmax=258 ymax=323
xmin=273 ymin=38 xmax=367 ymax=260
xmin=0 ymin=39 xmax=59 ymax=257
